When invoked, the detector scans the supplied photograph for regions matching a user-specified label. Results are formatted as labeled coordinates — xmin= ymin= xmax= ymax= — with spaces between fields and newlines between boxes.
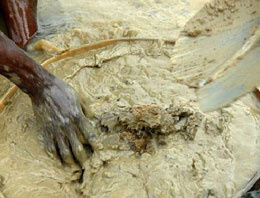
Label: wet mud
xmin=0 ymin=0 xmax=260 ymax=197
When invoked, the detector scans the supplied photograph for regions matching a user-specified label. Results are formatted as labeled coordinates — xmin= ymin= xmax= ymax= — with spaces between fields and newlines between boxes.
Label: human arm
xmin=0 ymin=31 xmax=97 ymax=165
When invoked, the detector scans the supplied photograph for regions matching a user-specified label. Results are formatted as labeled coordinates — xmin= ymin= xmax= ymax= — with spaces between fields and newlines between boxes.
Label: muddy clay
xmin=0 ymin=0 xmax=260 ymax=198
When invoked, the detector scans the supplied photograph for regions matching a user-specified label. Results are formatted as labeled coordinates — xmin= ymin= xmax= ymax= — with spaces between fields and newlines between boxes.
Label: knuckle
xmin=73 ymin=114 xmax=82 ymax=124
xmin=76 ymin=144 xmax=84 ymax=153
xmin=88 ymin=132 xmax=97 ymax=143
xmin=61 ymin=147 xmax=70 ymax=158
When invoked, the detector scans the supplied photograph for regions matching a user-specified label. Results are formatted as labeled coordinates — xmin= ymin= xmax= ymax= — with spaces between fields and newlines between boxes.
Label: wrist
xmin=6 ymin=54 xmax=55 ymax=96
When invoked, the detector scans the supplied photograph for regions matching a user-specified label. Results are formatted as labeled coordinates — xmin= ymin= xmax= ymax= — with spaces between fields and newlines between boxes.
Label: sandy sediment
xmin=0 ymin=0 xmax=260 ymax=197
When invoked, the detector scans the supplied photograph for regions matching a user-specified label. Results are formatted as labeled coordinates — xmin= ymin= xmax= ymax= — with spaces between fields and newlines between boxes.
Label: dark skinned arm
xmin=0 ymin=0 xmax=38 ymax=48
xmin=0 ymin=0 xmax=98 ymax=165
xmin=0 ymin=31 xmax=97 ymax=166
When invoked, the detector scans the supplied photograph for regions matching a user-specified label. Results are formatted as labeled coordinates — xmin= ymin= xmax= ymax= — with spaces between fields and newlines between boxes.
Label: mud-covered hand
xmin=31 ymin=78 xmax=97 ymax=165
xmin=0 ymin=31 xmax=97 ymax=166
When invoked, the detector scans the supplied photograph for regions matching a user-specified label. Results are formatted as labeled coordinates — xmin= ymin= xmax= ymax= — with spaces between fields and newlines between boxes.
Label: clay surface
xmin=0 ymin=0 xmax=260 ymax=198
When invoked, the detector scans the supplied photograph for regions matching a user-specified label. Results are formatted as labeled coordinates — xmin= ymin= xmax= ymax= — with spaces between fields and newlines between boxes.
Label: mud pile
xmin=99 ymin=105 xmax=202 ymax=151
xmin=0 ymin=0 xmax=260 ymax=198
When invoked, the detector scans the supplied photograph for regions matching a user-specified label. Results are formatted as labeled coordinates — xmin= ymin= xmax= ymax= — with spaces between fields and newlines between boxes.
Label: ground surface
xmin=0 ymin=0 xmax=260 ymax=197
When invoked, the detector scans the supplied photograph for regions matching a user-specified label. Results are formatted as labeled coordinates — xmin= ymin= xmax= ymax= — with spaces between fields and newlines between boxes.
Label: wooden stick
xmin=0 ymin=86 xmax=18 ymax=112
xmin=0 ymin=37 xmax=175 ymax=113
xmin=234 ymin=170 xmax=260 ymax=198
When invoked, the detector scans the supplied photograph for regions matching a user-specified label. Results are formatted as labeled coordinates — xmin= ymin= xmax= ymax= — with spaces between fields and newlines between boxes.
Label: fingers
xmin=42 ymin=128 xmax=58 ymax=158
xmin=42 ymin=118 xmax=96 ymax=166
xmin=78 ymin=117 xmax=99 ymax=150
xmin=67 ymin=127 xmax=87 ymax=166
xmin=43 ymin=126 xmax=75 ymax=165
xmin=44 ymin=126 xmax=87 ymax=166
xmin=74 ymin=125 xmax=87 ymax=144
xmin=55 ymin=132 xmax=75 ymax=165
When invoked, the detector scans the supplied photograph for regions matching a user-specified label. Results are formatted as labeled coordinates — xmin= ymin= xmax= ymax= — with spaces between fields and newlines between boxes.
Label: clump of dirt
xmin=99 ymin=105 xmax=203 ymax=153
xmin=183 ymin=0 xmax=255 ymax=37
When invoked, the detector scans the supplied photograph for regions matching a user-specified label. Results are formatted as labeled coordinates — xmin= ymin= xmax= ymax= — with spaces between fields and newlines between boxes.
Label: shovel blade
xmin=198 ymin=45 xmax=260 ymax=112
xmin=171 ymin=0 xmax=259 ymax=86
